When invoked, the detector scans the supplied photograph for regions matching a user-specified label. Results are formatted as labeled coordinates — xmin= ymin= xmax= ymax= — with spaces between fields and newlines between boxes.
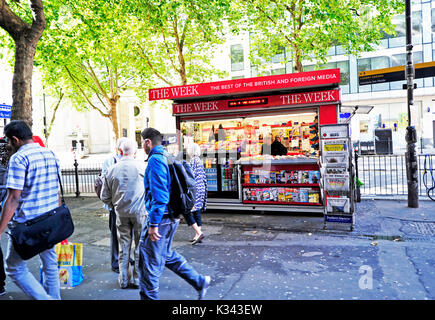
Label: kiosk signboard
xmin=150 ymin=69 xmax=341 ymax=101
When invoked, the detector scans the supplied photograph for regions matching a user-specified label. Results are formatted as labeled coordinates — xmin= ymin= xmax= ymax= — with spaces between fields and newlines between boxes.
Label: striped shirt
xmin=189 ymin=156 xmax=207 ymax=211
xmin=6 ymin=143 xmax=61 ymax=223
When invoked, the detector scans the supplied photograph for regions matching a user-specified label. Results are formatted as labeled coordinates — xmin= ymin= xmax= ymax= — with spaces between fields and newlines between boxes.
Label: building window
xmin=327 ymin=46 xmax=336 ymax=56
xmin=271 ymin=68 xmax=286 ymax=75
xmin=250 ymin=65 xmax=258 ymax=77
xmin=134 ymin=106 xmax=140 ymax=117
xmin=232 ymin=76 xmax=244 ymax=80
xmin=230 ymin=44 xmax=244 ymax=72
xmin=357 ymin=58 xmax=371 ymax=73
xmin=285 ymin=61 xmax=293 ymax=74
xmin=371 ymin=56 xmax=390 ymax=70
xmin=412 ymin=11 xmax=422 ymax=44
xmin=391 ymin=52 xmax=423 ymax=67
xmin=391 ymin=53 xmax=406 ymax=67
xmin=432 ymin=8 xmax=435 ymax=42
xmin=336 ymin=61 xmax=350 ymax=94
xmin=391 ymin=14 xmax=406 ymax=38
xmin=305 ymin=61 xmax=350 ymax=94
xmin=303 ymin=64 xmax=316 ymax=72
xmin=271 ymin=46 xmax=285 ymax=64
xmin=388 ymin=12 xmax=422 ymax=47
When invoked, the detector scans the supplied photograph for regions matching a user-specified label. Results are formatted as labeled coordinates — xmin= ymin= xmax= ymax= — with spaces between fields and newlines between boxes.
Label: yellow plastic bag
xmin=41 ymin=242 xmax=84 ymax=288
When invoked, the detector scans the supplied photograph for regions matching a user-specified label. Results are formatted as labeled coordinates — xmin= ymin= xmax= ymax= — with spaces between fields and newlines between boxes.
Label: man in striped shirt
xmin=0 ymin=120 xmax=61 ymax=300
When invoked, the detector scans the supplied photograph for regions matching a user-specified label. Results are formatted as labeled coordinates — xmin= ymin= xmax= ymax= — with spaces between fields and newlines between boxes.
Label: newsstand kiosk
xmin=149 ymin=68 xmax=354 ymax=221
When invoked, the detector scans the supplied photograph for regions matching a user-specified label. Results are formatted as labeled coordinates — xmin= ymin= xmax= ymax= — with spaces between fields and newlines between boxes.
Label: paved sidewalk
xmin=1 ymin=197 xmax=434 ymax=300
xmin=201 ymin=198 xmax=435 ymax=240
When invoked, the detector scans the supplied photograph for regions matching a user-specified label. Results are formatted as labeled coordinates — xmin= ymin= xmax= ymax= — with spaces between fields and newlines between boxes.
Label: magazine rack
xmin=319 ymin=123 xmax=355 ymax=231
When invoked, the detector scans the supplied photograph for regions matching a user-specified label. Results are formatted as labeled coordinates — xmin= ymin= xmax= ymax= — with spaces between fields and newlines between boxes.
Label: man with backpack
xmin=138 ymin=127 xmax=211 ymax=300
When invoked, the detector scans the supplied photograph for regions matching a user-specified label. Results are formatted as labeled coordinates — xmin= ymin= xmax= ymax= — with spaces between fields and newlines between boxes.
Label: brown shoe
xmin=192 ymin=234 xmax=205 ymax=245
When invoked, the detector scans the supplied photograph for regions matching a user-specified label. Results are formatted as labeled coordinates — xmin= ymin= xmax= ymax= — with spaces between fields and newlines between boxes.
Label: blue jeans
xmin=5 ymin=235 xmax=60 ymax=300
xmin=182 ymin=209 xmax=203 ymax=227
xmin=138 ymin=217 xmax=206 ymax=300
xmin=0 ymin=246 xmax=5 ymax=289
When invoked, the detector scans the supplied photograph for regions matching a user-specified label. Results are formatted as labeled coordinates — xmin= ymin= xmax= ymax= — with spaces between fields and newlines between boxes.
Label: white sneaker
xmin=198 ymin=276 xmax=211 ymax=300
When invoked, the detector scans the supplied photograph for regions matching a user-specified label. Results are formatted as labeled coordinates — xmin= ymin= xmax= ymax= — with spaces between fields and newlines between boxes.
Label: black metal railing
xmin=61 ymin=154 xmax=435 ymax=199
xmin=356 ymin=153 xmax=435 ymax=198
xmin=60 ymin=159 xmax=103 ymax=196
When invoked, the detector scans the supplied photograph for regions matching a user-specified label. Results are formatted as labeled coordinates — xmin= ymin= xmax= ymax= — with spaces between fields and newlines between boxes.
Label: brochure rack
xmin=319 ymin=123 xmax=355 ymax=231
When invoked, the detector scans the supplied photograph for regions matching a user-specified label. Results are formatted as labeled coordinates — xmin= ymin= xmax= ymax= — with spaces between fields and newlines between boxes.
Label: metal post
xmin=74 ymin=158 xmax=80 ymax=198
xmin=354 ymin=150 xmax=361 ymax=202
xmin=420 ymin=137 xmax=423 ymax=154
xmin=405 ymin=0 xmax=419 ymax=208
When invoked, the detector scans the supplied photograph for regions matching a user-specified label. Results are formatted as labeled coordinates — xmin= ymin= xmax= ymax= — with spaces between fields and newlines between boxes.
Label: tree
xmin=44 ymin=86 xmax=64 ymax=142
xmin=238 ymin=0 xmax=404 ymax=72
xmin=1 ymin=0 xmax=238 ymax=140
xmin=35 ymin=0 xmax=234 ymax=141
xmin=128 ymin=0 xmax=233 ymax=92
xmin=35 ymin=0 xmax=139 ymax=141
xmin=0 ymin=0 xmax=46 ymax=127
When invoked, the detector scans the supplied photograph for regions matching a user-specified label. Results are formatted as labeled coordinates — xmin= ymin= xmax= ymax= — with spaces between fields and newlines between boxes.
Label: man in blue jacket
xmin=138 ymin=127 xmax=211 ymax=300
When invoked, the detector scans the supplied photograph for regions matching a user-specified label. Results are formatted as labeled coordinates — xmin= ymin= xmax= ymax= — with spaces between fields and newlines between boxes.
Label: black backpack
xmin=154 ymin=151 xmax=196 ymax=218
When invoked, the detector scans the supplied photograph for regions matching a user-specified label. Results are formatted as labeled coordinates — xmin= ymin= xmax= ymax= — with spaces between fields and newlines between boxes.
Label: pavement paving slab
xmin=1 ymin=197 xmax=434 ymax=300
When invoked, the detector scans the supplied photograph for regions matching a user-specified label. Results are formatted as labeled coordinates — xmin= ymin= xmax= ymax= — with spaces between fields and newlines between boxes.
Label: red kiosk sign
xmin=149 ymin=69 xmax=340 ymax=101
xmin=172 ymin=89 xmax=340 ymax=115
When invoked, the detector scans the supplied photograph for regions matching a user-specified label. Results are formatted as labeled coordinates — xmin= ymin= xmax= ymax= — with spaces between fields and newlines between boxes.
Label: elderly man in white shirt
xmin=101 ymin=138 xmax=147 ymax=289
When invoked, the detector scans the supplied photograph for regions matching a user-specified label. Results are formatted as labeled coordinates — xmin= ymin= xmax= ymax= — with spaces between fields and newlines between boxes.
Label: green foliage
xmin=238 ymin=0 xmax=405 ymax=72
xmin=127 ymin=0 xmax=232 ymax=101
xmin=1 ymin=0 xmax=234 ymax=113
xmin=34 ymin=0 xmax=138 ymax=114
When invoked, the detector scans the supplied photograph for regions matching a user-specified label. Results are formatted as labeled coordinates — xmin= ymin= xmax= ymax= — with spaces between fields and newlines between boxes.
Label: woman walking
xmin=185 ymin=143 xmax=207 ymax=245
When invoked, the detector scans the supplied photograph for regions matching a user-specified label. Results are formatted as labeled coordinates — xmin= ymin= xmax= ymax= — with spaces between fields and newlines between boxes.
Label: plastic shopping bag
xmin=41 ymin=240 xmax=84 ymax=288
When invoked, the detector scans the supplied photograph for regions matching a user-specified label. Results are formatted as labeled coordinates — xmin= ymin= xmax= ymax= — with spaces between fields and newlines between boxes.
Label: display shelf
xmin=203 ymin=125 xmax=259 ymax=131
xmin=242 ymin=183 xmax=320 ymax=187
xmin=242 ymin=200 xmax=322 ymax=206
xmin=237 ymin=158 xmax=318 ymax=165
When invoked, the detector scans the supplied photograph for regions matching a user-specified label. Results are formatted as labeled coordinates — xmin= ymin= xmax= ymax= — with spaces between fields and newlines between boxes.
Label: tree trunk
xmin=11 ymin=36 xmax=38 ymax=127
xmin=46 ymin=92 xmax=64 ymax=142
xmin=294 ymin=55 xmax=303 ymax=72
xmin=0 ymin=0 xmax=46 ymax=129
xmin=109 ymin=99 xmax=120 ymax=142
xmin=173 ymin=17 xmax=187 ymax=85
xmin=293 ymin=44 xmax=303 ymax=72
